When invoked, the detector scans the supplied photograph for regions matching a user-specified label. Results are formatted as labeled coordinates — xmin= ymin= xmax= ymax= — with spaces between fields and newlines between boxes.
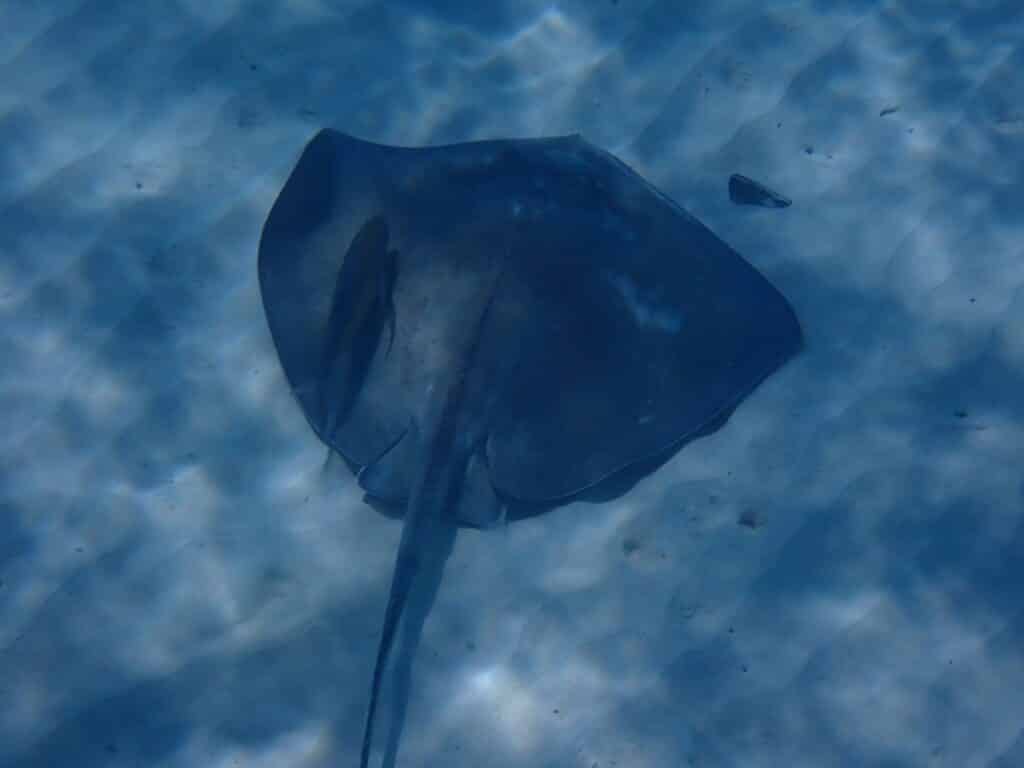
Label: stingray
xmin=258 ymin=129 xmax=801 ymax=767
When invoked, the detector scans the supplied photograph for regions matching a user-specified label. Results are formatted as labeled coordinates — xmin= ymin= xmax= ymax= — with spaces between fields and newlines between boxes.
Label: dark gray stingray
xmin=258 ymin=129 xmax=802 ymax=767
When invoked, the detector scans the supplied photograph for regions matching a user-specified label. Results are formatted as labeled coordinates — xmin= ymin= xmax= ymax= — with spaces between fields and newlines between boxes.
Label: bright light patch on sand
xmin=87 ymin=87 xmax=232 ymax=209
xmin=542 ymin=503 xmax=634 ymax=590
xmin=144 ymin=464 xmax=220 ymax=534
xmin=807 ymin=590 xmax=883 ymax=629
xmin=499 ymin=7 xmax=605 ymax=83
xmin=262 ymin=443 xmax=329 ymax=497
xmin=464 ymin=665 xmax=542 ymax=752
xmin=77 ymin=367 xmax=131 ymax=425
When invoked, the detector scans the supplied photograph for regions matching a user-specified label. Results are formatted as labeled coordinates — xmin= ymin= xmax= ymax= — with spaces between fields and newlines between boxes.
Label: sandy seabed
xmin=1 ymin=2 xmax=1023 ymax=766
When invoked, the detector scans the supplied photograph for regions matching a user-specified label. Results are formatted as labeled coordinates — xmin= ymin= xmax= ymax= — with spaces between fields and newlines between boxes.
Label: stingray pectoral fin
xmin=454 ymin=450 xmax=506 ymax=529
xmin=358 ymin=430 xmax=415 ymax=503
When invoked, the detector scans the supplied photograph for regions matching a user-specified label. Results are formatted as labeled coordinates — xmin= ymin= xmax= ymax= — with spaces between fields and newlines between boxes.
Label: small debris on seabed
xmin=880 ymin=105 xmax=901 ymax=117
xmin=728 ymin=174 xmax=792 ymax=208
xmin=738 ymin=508 xmax=762 ymax=529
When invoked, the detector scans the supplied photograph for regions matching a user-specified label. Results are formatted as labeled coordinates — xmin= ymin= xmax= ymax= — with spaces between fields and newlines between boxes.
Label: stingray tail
xmin=361 ymin=272 xmax=503 ymax=767
xmin=359 ymin=524 xmax=419 ymax=768
xmin=359 ymin=429 xmax=460 ymax=768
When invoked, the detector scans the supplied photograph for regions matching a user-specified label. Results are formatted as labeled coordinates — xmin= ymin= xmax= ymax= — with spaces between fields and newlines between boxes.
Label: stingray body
xmin=258 ymin=129 xmax=801 ymax=766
